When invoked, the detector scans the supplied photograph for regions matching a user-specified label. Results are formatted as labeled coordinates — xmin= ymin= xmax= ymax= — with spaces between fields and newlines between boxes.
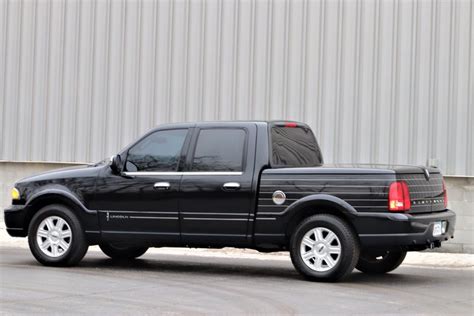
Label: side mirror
xmin=110 ymin=154 xmax=123 ymax=174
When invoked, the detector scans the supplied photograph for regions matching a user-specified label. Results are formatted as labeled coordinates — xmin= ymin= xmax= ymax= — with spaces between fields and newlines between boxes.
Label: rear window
xmin=271 ymin=126 xmax=323 ymax=167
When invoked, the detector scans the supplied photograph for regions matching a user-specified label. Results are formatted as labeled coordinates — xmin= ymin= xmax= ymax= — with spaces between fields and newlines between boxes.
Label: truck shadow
xmin=3 ymin=247 xmax=446 ymax=286
xmin=75 ymin=252 xmax=433 ymax=285
xmin=82 ymin=256 xmax=300 ymax=280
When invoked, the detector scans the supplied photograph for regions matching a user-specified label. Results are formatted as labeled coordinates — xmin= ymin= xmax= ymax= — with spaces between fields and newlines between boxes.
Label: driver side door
xmin=93 ymin=128 xmax=191 ymax=244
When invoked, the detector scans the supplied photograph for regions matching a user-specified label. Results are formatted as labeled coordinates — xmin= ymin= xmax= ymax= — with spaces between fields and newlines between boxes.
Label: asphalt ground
xmin=1 ymin=246 xmax=473 ymax=315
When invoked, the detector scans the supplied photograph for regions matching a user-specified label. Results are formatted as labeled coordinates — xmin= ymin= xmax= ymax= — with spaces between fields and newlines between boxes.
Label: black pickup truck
xmin=4 ymin=121 xmax=455 ymax=281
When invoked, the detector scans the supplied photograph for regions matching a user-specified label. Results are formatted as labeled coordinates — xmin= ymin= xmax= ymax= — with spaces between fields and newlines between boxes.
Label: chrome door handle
xmin=223 ymin=182 xmax=241 ymax=190
xmin=154 ymin=182 xmax=170 ymax=190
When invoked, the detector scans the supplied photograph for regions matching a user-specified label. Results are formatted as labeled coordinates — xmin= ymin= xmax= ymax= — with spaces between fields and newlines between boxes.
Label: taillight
xmin=284 ymin=122 xmax=298 ymax=128
xmin=443 ymin=179 xmax=448 ymax=208
xmin=388 ymin=181 xmax=411 ymax=212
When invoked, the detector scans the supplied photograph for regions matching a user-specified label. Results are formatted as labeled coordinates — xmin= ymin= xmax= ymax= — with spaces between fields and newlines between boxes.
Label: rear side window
xmin=271 ymin=126 xmax=323 ymax=167
xmin=126 ymin=129 xmax=188 ymax=172
xmin=192 ymin=129 xmax=246 ymax=172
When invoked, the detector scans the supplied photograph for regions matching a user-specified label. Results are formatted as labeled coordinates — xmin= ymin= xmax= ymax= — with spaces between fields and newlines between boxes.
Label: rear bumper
xmin=355 ymin=209 xmax=456 ymax=250
xmin=4 ymin=205 xmax=28 ymax=237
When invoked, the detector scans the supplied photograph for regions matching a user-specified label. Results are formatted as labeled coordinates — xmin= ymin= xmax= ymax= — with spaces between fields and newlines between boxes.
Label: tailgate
xmin=396 ymin=171 xmax=446 ymax=214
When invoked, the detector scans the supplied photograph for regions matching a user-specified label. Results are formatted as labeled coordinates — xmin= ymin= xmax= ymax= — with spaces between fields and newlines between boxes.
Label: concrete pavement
xmin=1 ymin=222 xmax=474 ymax=315
xmin=1 ymin=246 xmax=473 ymax=315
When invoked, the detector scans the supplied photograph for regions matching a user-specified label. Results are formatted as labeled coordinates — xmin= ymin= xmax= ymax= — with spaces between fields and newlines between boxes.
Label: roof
xmin=155 ymin=120 xmax=307 ymax=128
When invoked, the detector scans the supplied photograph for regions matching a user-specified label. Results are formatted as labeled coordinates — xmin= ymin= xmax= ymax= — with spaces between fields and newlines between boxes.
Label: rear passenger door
xmin=179 ymin=124 xmax=256 ymax=246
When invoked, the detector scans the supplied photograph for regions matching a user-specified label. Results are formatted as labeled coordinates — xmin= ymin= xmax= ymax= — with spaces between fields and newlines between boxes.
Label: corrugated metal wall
xmin=0 ymin=0 xmax=473 ymax=176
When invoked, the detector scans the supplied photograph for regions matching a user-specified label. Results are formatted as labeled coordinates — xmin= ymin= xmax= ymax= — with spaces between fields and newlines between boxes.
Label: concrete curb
xmin=1 ymin=226 xmax=473 ymax=269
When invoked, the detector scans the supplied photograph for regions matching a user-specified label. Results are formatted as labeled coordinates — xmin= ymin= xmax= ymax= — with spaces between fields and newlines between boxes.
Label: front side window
xmin=125 ymin=129 xmax=188 ymax=172
xmin=192 ymin=129 xmax=246 ymax=172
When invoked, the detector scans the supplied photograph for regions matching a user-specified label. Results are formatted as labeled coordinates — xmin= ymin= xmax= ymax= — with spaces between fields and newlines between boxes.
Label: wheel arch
xmin=284 ymin=194 xmax=359 ymax=240
xmin=24 ymin=190 xmax=98 ymax=236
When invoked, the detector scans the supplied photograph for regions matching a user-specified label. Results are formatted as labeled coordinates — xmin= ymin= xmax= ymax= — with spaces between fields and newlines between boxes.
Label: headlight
xmin=11 ymin=188 xmax=20 ymax=200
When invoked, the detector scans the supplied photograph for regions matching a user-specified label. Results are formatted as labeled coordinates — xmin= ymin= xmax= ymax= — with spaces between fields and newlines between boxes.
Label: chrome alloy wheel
xmin=36 ymin=216 xmax=72 ymax=258
xmin=300 ymin=227 xmax=342 ymax=272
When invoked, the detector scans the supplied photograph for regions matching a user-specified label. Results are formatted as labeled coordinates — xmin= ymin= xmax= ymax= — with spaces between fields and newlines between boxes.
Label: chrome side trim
xmin=261 ymin=178 xmax=394 ymax=182
xmin=99 ymin=210 xmax=178 ymax=214
xmin=259 ymin=198 xmax=389 ymax=202
xmin=102 ymin=231 xmax=180 ymax=236
xmin=123 ymin=171 xmax=243 ymax=176
xmin=181 ymin=233 xmax=247 ymax=237
xmin=183 ymin=217 xmax=249 ymax=221
xmin=129 ymin=216 xmax=179 ymax=220
xmin=180 ymin=212 xmax=249 ymax=215
xmin=257 ymin=206 xmax=389 ymax=212
xmin=260 ymin=184 xmax=390 ymax=188
xmin=259 ymin=191 xmax=389 ymax=195
xmin=254 ymin=233 xmax=285 ymax=237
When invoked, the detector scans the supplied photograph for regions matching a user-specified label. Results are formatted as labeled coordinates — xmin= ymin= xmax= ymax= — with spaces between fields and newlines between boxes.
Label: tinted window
xmin=192 ymin=129 xmax=246 ymax=172
xmin=271 ymin=126 xmax=323 ymax=167
xmin=126 ymin=129 xmax=188 ymax=172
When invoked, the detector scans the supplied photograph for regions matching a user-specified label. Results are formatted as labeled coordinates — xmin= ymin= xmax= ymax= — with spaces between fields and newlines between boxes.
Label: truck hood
xmin=16 ymin=163 xmax=105 ymax=185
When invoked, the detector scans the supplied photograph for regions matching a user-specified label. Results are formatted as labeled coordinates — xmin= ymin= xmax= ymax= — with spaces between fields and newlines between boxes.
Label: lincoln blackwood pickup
xmin=4 ymin=121 xmax=456 ymax=281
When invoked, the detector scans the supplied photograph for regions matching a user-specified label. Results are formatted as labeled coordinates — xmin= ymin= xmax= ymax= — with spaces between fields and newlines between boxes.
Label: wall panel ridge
xmin=0 ymin=0 xmax=471 ymax=176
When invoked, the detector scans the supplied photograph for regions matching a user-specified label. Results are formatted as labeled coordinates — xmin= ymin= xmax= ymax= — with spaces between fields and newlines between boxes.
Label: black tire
xmin=28 ymin=204 xmax=89 ymax=267
xmin=99 ymin=242 xmax=148 ymax=260
xmin=290 ymin=214 xmax=360 ymax=282
xmin=356 ymin=250 xmax=407 ymax=274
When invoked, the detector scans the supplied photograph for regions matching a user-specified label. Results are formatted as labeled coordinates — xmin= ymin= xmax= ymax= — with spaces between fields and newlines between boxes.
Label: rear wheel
xmin=28 ymin=204 xmax=89 ymax=267
xmin=356 ymin=250 xmax=407 ymax=274
xmin=290 ymin=214 xmax=360 ymax=282
xmin=99 ymin=242 xmax=148 ymax=260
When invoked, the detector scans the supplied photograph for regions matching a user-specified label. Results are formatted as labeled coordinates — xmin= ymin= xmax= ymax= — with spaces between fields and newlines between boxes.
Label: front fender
xmin=22 ymin=186 xmax=100 ymax=242
xmin=26 ymin=186 xmax=96 ymax=215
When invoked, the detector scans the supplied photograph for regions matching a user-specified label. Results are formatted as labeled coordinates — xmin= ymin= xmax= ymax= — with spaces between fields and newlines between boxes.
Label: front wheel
xmin=28 ymin=204 xmax=89 ymax=267
xmin=356 ymin=250 xmax=407 ymax=274
xmin=290 ymin=214 xmax=360 ymax=282
xmin=99 ymin=242 xmax=148 ymax=260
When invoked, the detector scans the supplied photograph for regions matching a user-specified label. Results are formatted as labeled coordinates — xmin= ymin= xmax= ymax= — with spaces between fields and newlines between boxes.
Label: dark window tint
xmin=271 ymin=126 xmax=323 ymax=167
xmin=192 ymin=129 xmax=246 ymax=172
xmin=126 ymin=129 xmax=188 ymax=172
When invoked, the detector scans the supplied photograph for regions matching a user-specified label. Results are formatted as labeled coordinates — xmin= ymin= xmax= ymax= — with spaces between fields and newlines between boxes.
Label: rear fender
xmin=282 ymin=194 xmax=359 ymax=236
xmin=285 ymin=194 xmax=358 ymax=216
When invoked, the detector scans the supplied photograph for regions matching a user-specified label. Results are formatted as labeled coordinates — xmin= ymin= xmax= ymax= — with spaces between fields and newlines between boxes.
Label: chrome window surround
xmin=123 ymin=171 xmax=243 ymax=176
